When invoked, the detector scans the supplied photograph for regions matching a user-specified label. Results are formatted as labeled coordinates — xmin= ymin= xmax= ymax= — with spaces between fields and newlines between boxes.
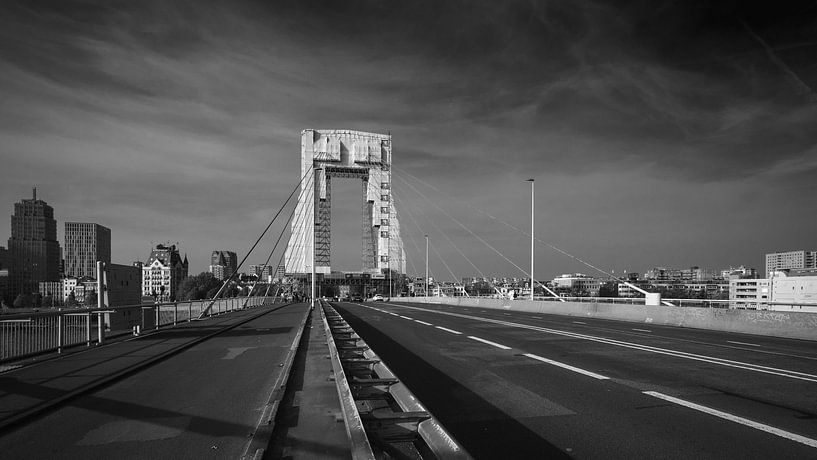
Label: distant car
xmin=351 ymin=295 xmax=363 ymax=302
xmin=370 ymin=294 xmax=384 ymax=301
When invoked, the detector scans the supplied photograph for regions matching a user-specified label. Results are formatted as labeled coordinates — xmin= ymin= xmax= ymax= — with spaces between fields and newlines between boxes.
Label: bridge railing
xmin=0 ymin=296 xmax=272 ymax=364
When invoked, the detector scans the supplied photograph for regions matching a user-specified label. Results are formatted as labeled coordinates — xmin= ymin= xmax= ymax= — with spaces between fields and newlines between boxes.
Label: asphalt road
xmin=332 ymin=301 xmax=817 ymax=459
xmin=0 ymin=302 xmax=310 ymax=459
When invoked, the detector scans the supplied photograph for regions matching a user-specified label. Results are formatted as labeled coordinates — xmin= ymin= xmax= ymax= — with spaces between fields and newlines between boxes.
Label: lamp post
xmin=425 ymin=234 xmax=429 ymax=298
xmin=526 ymin=178 xmax=535 ymax=301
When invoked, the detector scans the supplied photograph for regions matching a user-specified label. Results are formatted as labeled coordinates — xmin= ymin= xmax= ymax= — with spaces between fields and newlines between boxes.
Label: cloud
xmin=0 ymin=0 xmax=814 ymax=276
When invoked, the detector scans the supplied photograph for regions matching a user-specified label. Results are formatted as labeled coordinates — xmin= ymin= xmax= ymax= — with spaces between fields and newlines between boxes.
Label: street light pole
xmin=527 ymin=178 xmax=535 ymax=301
xmin=425 ymin=234 xmax=429 ymax=298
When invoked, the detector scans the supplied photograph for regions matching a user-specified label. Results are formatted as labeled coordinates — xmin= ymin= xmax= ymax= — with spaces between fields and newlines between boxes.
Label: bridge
xmin=1 ymin=130 xmax=816 ymax=459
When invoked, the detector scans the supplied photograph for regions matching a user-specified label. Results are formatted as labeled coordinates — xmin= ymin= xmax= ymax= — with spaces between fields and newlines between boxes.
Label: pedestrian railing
xmin=0 ymin=296 xmax=272 ymax=363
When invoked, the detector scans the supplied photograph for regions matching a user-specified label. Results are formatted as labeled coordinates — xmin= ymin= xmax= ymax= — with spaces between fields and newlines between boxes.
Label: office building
xmin=0 ymin=246 xmax=8 ymax=303
xmin=729 ymin=278 xmax=771 ymax=309
xmin=64 ymin=222 xmax=111 ymax=278
xmin=7 ymin=188 xmax=61 ymax=300
xmin=765 ymin=250 xmax=817 ymax=277
xmin=209 ymin=250 xmax=237 ymax=281
xmin=142 ymin=244 xmax=188 ymax=301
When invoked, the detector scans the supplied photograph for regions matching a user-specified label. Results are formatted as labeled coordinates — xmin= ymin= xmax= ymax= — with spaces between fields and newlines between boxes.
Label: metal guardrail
xmin=322 ymin=301 xmax=471 ymax=459
xmin=0 ymin=296 xmax=270 ymax=363
xmin=320 ymin=302 xmax=376 ymax=460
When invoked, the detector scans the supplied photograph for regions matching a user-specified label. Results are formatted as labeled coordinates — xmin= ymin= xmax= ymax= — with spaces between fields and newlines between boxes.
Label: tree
xmin=42 ymin=293 xmax=54 ymax=309
xmin=66 ymin=291 xmax=77 ymax=307
xmin=84 ymin=289 xmax=97 ymax=307
xmin=598 ymin=282 xmax=618 ymax=298
xmin=177 ymin=272 xmax=223 ymax=301
xmin=13 ymin=293 xmax=32 ymax=309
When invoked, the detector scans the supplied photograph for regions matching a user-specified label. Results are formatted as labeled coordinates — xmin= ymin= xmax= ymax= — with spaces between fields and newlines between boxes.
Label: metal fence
xmin=0 ymin=296 xmax=271 ymax=363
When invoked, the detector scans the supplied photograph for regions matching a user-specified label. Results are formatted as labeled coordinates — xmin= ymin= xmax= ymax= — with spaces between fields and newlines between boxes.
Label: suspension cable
xmin=200 ymin=165 xmax=315 ymax=316
xmin=396 ymin=173 xmax=562 ymax=300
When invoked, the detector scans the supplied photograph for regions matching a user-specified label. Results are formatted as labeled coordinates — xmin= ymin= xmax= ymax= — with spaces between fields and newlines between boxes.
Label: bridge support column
xmin=645 ymin=293 xmax=661 ymax=306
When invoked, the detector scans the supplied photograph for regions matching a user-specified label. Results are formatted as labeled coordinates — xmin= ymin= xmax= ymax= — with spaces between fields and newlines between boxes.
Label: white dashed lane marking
xmin=523 ymin=353 xmax=610 ymax=380
xmin=467 ymin=336 xmax=512 ymax=350
xmin=435 ymin=326 xmax=463 ymax=335
xmin=414 ymin=320 xmax=433 ymax=326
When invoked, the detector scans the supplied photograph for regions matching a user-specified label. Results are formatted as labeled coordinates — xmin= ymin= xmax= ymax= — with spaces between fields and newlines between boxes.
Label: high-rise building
xmin=0 ymin=246 xmax=8 ymax=303
xmin=7 ymin=188 xmax=61 ymax=300
xmin=209 ymin=250 xmax=237 ymax=281
xmin=765 ymin=250 xmax=817 ymax=277
xmin=142 ymin=244 xmax=188 ymax=301
xmin=64 ymin=222 xmax=111 ymax=278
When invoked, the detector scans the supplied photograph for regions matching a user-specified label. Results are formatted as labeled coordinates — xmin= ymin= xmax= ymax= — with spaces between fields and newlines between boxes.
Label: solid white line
xmin=414 ymin=320 xmax=432 ymax=326
xmin=435 ymin=326 xmax=462 ymax=335
xmin=727 ymin=341 xmax=761 ymax=347
xmin=399 ymin=315 xmax=413 ymax=320
xmin=573 ymin=321 xmax=586 ymax=325
xmin=643 ymin=391 xmax=817 ymax=448
xmin=386 ymin=312 xmax=399 ymax=316
xmin=632 ymin=328 xmax=652 ymax=333
xmin=467 ymin=336 xmax=512 ymax=350
xmin=523 ymin=353 xmax=609 ymax=380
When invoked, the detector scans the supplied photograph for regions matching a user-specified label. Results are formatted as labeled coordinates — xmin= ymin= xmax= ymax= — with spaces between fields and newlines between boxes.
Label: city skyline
xmin=1 ymin=2 xmax=815 ymax=279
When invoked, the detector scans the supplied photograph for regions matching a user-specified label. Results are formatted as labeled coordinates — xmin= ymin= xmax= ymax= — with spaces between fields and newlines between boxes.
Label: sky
xmin=1 ymin=0 xmax=815 ymax=281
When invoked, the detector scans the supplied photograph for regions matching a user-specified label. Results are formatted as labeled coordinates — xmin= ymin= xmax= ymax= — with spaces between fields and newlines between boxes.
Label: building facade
xmin=106 ymin=263 xmax=142 ymax=307
xmin=64 ymin=222 xmax=111 ymax=278
xmin=209 ymin=250 xmax=237 ymax=281
xmin=0 ymin=246 xmax=8 ymax=303
xmin=770 ymin=269 xmax=817 ymax=312
xmin=765 ymin=250 xmax=817 ymax=277
xmin=7 ymin=189 xmax=61 ymax=301
xmin=552 ymin=273 xmax=602 ymax=296
xmin=729 ymin=278 xmax=771 ymax=309
xmin=142 ymin=244 xmax=188 ymax=301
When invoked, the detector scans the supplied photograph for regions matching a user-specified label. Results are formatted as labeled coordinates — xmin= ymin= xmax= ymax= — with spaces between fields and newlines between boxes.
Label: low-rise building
xmin=770 ymin=269 xmax=817 ymax=313
xmin=729 ymin=278 xmax=770 ymax=309
xmin=106 ymin=263 xmax=141 ymax=307
xmin=552 ymin=273 xmax=601 ymax=297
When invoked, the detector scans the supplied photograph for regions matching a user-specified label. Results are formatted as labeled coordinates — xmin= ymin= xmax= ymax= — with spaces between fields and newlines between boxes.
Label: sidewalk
xmin=0 ymin=303 xmax=306 ymax=440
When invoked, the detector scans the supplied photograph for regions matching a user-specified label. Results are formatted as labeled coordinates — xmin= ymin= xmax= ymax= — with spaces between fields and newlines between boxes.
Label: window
xmin=381 ymin=231 xmax=389 ymax=238
xmin=380 ymin=207 xmax=390 ymax=214
xmin=381 ymin=219 xmax=389 ymax=226
xmin=381 ymin=194 xmax=389 ymax=201
xmin=381 ymin=182 xmax=390 ymax=189
xmin=380 ymin=255 xmax=389 ymax=262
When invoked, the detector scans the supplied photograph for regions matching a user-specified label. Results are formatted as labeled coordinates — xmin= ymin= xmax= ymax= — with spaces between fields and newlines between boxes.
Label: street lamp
xmin=526 ymin=178 xmax=534 ymax=301
xmin=425 ymin=234 xmax=429 ymax=298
